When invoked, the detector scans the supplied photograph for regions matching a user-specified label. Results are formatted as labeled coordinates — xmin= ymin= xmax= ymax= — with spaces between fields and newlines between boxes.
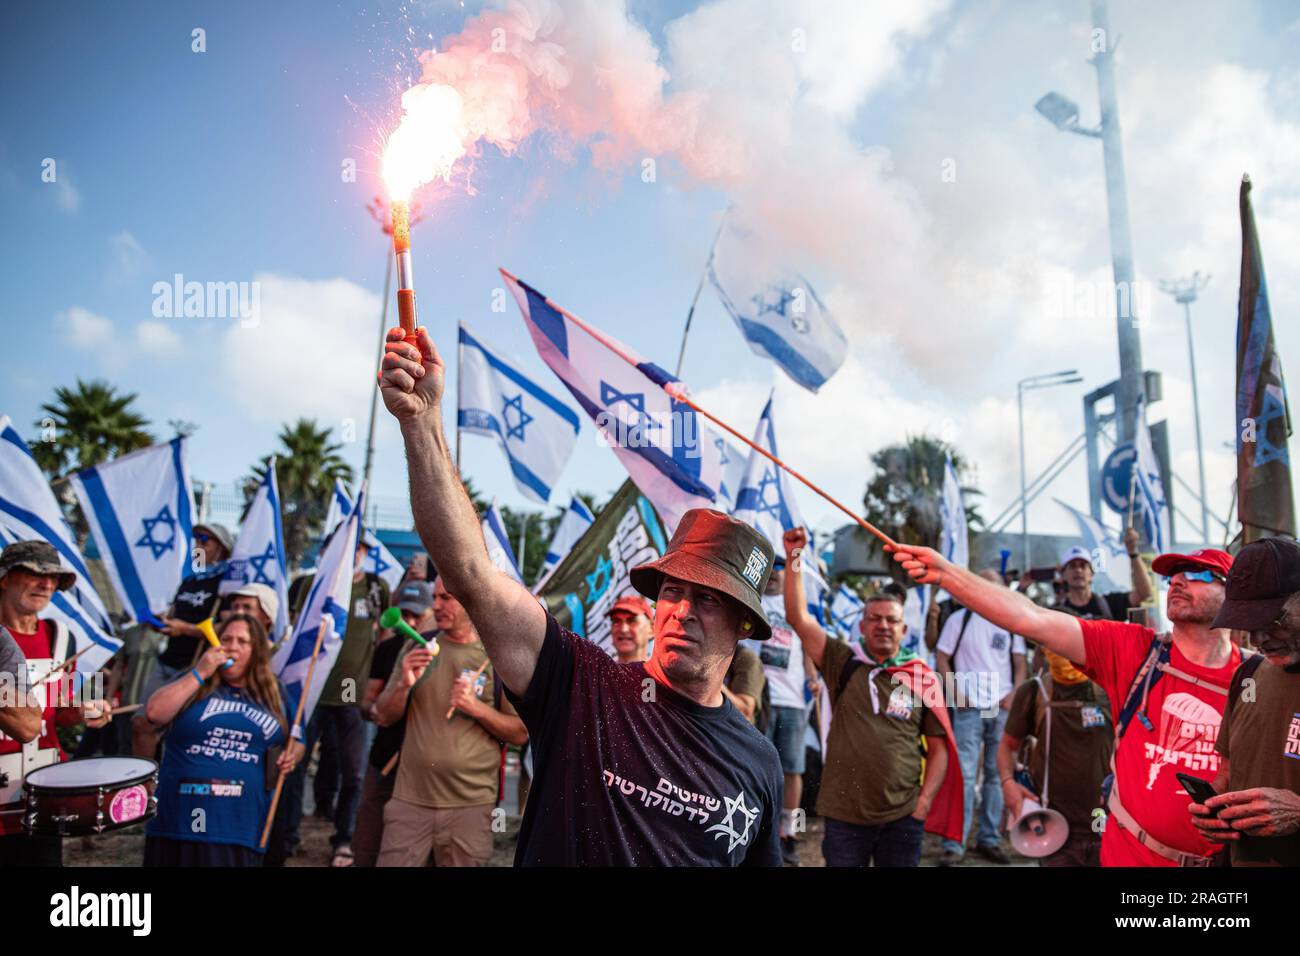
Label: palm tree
xmin=863 ymin=434 xmax=984 ymax=579
xmin=249 ymin=419 xmax=354 ymax=568
xmin=31 ymin=379 xmax=154 ymax=480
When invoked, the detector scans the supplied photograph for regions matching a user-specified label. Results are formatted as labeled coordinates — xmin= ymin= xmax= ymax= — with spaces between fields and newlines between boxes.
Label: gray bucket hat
xmin=0 ymin=540 xmax=76 ymax=591
xmin=193 ymin=523 xmax=235 ymax=555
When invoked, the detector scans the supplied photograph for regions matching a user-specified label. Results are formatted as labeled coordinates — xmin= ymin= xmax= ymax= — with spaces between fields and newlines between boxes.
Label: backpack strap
xmin=947 ymin=608 xmax=974 ymax=669
xmin=835 ymin=656 xmax=865 ymax=703
xmin=1115 ymin=634 xmax=1171 ymax=739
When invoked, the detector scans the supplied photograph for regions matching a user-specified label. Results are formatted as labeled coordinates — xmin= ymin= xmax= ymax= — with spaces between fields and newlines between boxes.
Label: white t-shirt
xmin=935 ymin=608 xmax=1026 ymax=710
xmin=742 ymin=594 xmax=806 ymax=709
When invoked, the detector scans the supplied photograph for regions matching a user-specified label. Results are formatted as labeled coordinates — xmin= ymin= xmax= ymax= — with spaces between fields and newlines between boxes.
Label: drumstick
xmin=381 ymin=751 xmax=400 ymax=777
xmin=446 ymin=659 xmax=492 ymax=720
xmin=32 ymin=645 xmax=93 ymax=688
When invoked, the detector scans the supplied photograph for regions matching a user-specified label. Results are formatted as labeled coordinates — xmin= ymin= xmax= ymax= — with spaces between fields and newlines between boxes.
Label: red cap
xmin=1151 ymin=548 xmax=1233 ymax=579
xmin=609 ymin=595 xmax=653 ymax=619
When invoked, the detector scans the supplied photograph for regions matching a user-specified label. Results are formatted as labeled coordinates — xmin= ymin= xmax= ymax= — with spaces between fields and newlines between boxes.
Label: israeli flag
xmin=459 ymin=322 xmax=581 ymax=504
xmin=1054 ymin=499 xmax=1132 ymax=593
xmin=540 ymin=496 xmax=594 ymax=578
xmin=321 ymin=480 xmax=403 ymax=592
xmin=712 ymin=431 xmax=750 ymax=513
xmin=707 ymin=217 xmax=847 ymax=393
xmin=1134 ymin=396 xmax=1170 ymax=555
xmin=274 ymin=485 xmax=364 ymax=725
xmin=830 ymin=584 xmax=864 ymax=638
xmin=68 ymin=438 xmax=196 ymax=627
xmin=935 ymin=454 xmax=968 ymax=602
xmin=732 ymin=394 xmax=806 ymax=551
xmin=482 ymin=501 xmax=523 ymax=583
xmin=221 ymin=461 xmax=290 ymax=640
xmin=503 ymin=270 xmax=725 ymax=533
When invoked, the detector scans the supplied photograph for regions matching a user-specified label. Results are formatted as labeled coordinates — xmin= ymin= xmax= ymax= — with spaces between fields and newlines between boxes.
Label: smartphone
xmin=1029 ymin=567 xmax=1058 ymax=582
xmin=1176 ymin=772 xmax=1218 ymax=813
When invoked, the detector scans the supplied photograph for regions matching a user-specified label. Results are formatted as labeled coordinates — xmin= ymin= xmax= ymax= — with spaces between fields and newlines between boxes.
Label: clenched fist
xmin=379 ymin=327 xmax=445 ymax=422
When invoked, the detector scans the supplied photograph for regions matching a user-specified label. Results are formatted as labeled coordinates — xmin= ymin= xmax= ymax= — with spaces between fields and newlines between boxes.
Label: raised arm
xmin=891 ymin=544 xmax=1087 ymax=666
xmin=1123 ymin=527 xmax=1155 ymax=607
xmin=379 ymin=326 xmax=546 ymax=697
xmin=781 ymin=528 xmax=828 ymax=669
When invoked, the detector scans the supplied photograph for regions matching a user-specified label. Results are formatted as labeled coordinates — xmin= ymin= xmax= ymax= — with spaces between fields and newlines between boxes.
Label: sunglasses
xmin=194 ymin=532 xmax=211 ymax=544
xmin=1162 ymin=569 xmax=1223 ymax=585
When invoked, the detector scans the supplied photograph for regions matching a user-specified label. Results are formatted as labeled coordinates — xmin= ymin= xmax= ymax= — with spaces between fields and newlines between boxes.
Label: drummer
xmin=142 ymin=613 xmax=304 ymax=866
xmin=0 ymin=540 xmax=112 ymax=867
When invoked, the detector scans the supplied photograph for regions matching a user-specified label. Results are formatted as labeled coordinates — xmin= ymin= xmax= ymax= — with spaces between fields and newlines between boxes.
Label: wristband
xmin=1000 ymin=776 xmax=1015 ymax=786
xmin=1127 ymin=551 xmax=1139 ymax=559
xmin=191 ymin=667 xmax=205 ymax=686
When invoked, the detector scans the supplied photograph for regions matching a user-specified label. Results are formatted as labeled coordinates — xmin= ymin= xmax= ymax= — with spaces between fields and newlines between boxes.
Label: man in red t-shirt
xmin=0 ymin=540 xmax=113 ymax=866
xmin=891 ymin=541 xmax=1237 ymax=867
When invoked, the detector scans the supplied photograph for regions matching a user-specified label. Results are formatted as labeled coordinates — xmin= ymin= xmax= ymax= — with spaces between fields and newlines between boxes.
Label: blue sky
xmin=3 ymin=0 xmax=1298 ymax=547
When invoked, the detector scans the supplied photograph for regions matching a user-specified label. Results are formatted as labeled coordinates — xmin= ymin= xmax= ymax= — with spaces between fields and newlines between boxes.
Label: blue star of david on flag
xmin=136 ymin=505 xmax=177 ymax=560
xmin=585 ymin=554 xmax=613 ymax=602
xmin=501 ymin=393 xmax=534 ymax=442
xmin=247 ymin=541 xmax=278 ymax=586
xmin=600 ymin=382 xmax=660 ymax=435
xmin=1253 ymin=391 xmax=1291 ymax=467
xmin=753 ymin=468 xmax=783 ymax=520
xmin=715 ymin=436 xmax=730 ymax=468
xmin=367 ymin=544 xmax=390 ymax=578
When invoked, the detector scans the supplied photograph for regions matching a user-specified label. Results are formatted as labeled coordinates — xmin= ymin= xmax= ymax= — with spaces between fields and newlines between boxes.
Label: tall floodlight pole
xmin=1035 ymin=0 xmax=1144 ymax=445
xmin=1160 ymin=272 xmax=1212 ymax=542
xmin=1018 ymin=370 xmax=1085 ymax=568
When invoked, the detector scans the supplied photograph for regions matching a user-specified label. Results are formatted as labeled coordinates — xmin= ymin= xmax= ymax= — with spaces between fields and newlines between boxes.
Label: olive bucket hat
xmin=0 ymin=540 xmax=76 ymax=591
xmin=629 ymin=508 xmax=775 ymax=641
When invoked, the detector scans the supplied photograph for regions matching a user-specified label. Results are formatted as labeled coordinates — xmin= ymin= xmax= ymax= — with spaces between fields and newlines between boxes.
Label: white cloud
xmin=218 ymin=274 xmax=382 ymax=430
xmin=134 ymin=320 xmax=181 ymax=356
xmin=110 ymin=231 xmax=151 ymax=277
xmin=56 ymin=306 xmax=113 ymax=347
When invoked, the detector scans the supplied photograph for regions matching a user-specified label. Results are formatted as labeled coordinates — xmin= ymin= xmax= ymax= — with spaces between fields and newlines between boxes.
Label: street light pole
xmin=1160 ymin=272 xmax=1212 ymax=542
xmin=1018 ymin=370 xmax=1085 ymax=569
xmin=1035 ymin=0 xmax=1144 ymax=445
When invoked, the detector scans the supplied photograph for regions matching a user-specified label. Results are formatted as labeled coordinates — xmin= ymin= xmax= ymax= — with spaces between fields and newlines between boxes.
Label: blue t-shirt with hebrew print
xmin=149 ymin=682 xmax=292 ymax=852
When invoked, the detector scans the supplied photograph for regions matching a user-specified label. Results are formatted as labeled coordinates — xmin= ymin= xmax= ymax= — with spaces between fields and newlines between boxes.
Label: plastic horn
xmin=379 ymin=606 xmax=437 ymax=654
xmin=196 ymin=617 xmax=234 ymax=669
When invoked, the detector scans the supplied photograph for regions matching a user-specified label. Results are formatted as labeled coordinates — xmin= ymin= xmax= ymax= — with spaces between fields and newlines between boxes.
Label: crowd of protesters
xmin=3 ymin=477 xmax=1300 ymax=867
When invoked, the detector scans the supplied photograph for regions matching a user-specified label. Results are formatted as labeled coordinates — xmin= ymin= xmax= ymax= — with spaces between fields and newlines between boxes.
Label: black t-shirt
xmin=1056 ymin=590 xmax=1130 ymax=622
xmin=158 ymin=567 xmax=226 ymax=669
xmin=367 ymin=631 xmax=426 ymax=771
xmin=505 ymin=613 xmax=782 ymax=866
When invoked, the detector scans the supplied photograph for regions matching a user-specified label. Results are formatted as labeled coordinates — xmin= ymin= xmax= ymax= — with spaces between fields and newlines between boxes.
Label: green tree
xmin=862 ymin=434 xmax=984 ymax=579
xmin=31 ymin=379 xmax=154 ymax=480
xmin=249 ymin=419 xmax=354 ymax=569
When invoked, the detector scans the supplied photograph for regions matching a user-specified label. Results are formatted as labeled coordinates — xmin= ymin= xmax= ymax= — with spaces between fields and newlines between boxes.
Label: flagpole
xmin=673 ymin=212 xmax=728 ymax=378
xmin=455 ymin=323 xmax=462 ymax=472
xmin=500 ymin=268 xmax=898 ymax=551
xmin=363 ymin=254 xmax=393 ymax=491
xmin=259 ymin=614 xmax=329 ymax=850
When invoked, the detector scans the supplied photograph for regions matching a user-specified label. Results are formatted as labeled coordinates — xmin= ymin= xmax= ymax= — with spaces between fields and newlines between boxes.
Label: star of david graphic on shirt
xmin=501 ymin=393 xmax=533 ymax=442
xmin=247 ymin=542 xmax=278 ymax=585
xmin=136 ymin=505 xmax=177 ymax=560
xmin=707 ymin=789 xmax=759 ymax=852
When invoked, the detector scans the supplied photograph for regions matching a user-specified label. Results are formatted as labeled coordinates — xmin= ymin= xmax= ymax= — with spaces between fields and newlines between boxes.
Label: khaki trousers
xmin=377 ymin=797 xmax=495 ymax=867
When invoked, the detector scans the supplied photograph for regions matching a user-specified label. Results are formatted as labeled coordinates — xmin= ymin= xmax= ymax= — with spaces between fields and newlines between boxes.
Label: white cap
xmin=1059 ymin=546 xmax=1093 ymax=569
xmin=226 ymin=583 xmax=279 ymax=629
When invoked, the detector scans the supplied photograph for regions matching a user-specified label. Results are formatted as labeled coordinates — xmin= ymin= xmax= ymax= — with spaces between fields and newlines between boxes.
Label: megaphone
xmin=1009 ymin=798 xmax=1069 ymax=858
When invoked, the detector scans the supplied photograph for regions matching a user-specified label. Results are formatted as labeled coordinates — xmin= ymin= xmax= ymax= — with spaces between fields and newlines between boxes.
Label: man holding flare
xmin=377 ymin=325 xmax=781 ymax=866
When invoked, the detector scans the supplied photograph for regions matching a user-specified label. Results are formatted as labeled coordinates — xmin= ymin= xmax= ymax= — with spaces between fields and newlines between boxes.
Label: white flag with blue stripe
xmin=707 ymin=217 xmax=847 ymax=393
xmin=459 ymin=321 xmax=580 ymax=504
xmin=935 ymin=454 xmax=968 ymax=602
xmin=273 ymin=485 xmax=364 ymax=725
xmin=712 ymin=431 xmax=750 ymax=513
xmin=732 ymin=395 xmax=806 ymax=550
xmin=504 ymin=270 xmax=726 ymax=533
xmin=220 ymin=460 xmax=290 ymax=640
xmin=540 ymin=496 xmax=594 ymax=579
xmin=1134 ymin=397 xmax=1170 ymax=555
xmin=1054 ymin=498 xmax=1132 ymax=593
xmin=830 ymin=584 xmax=864 ymax=638
xmin=0 ymin=419 xmax=120 ymax=673
xmin=68 ymin=438 xmax=196 ymax=627
xmin=482 ymin=501 xmax=523 ymax=583
xmin=321 ymin=480 xmax=403 ymax=592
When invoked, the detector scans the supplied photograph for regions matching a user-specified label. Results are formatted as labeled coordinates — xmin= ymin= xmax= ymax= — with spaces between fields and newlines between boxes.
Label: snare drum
xmin=23 ymin=757 xmax=158 ymax=836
